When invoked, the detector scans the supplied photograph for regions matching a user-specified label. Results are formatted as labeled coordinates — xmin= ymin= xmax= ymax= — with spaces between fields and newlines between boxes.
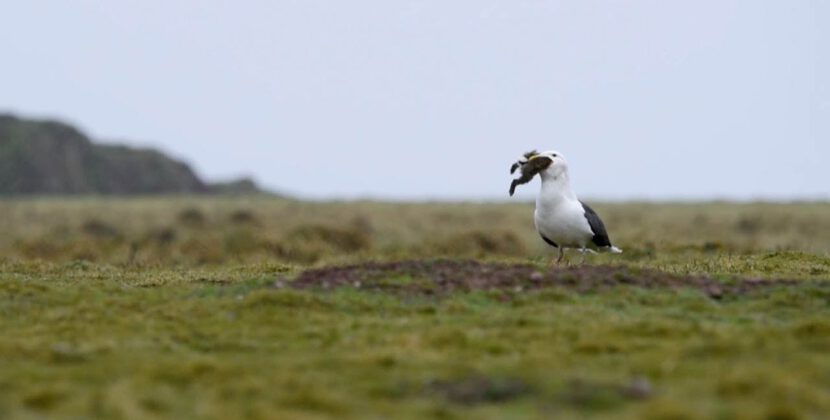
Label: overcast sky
xmin=1 ymin=1 xmax=827 ymax=200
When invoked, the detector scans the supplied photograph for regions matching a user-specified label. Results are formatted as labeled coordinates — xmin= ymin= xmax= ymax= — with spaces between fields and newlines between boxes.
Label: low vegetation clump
xmin=431 ymin=230 xmax=527 ymax=257
xmin=0 ymin=197 xmax=829 ymax=418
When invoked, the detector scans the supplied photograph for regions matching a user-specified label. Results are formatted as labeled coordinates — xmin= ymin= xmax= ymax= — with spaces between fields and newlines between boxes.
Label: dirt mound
xmin=288 ymin=260 xmax=803 ymax=298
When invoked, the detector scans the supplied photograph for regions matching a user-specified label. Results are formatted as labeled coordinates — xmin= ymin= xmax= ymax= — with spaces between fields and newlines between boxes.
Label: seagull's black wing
xmin=540 ymin=235 xmax=558 ymax=248
xmin=580 ymin=201 xmax=612 ymax=248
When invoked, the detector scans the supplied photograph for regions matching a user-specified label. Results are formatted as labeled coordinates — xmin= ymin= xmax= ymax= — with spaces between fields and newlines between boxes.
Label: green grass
xmin=1 ymin=197 xmax=829 ymax=419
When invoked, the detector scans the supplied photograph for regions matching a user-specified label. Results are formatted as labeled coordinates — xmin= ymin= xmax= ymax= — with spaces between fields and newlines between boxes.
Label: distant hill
xmin=0 ymin=114 xmax=262 ymax=195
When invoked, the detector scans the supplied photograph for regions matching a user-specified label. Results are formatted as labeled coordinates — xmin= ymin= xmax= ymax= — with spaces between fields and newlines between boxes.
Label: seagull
xmin=509 ymin=150 xmax=622 ymax=264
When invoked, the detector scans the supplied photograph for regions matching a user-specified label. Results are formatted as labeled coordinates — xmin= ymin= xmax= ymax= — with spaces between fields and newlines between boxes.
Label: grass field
xmin=2 ymin=197 xmax=830 ymax=419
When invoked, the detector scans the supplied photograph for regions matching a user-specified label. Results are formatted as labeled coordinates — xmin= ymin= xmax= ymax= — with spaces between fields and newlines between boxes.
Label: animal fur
xmin=509 ymin=150 xmax=550 ymax=196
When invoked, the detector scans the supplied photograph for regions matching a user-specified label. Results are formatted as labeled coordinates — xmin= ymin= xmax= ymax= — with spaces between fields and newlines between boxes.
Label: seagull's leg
xmin=580 ymin=247 xmax=587 ymax=265
xmin=555 ymin=247 xmax=565 ymax=266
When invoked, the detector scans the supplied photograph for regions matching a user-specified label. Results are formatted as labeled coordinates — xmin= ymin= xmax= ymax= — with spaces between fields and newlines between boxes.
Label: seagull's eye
xmin=552 ymin=154 xmax=558 ymax=157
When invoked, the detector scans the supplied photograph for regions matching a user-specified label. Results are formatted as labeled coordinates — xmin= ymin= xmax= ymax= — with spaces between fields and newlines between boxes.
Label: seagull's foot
xmin=578 ymin=247 xmax=596 ymax=265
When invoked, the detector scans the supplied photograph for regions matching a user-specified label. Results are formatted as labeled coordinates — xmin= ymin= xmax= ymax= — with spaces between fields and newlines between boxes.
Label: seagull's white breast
xmin=534 ymin=195 xmax=594 ymax=248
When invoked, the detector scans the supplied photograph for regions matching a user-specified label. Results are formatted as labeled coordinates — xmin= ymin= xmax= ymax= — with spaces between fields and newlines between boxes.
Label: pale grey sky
xmin=1 ymin=1 xmax=827 ymax=200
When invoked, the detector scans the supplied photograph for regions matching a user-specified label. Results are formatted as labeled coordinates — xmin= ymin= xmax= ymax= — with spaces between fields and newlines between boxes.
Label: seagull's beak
xmin=525 ymin=154 xmax=554 ymax=171
xmin=528 ymin=154 xmax=547 ymax=163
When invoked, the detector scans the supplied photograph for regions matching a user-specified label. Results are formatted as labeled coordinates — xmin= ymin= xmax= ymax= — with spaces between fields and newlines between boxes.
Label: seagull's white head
xmin=529 ymin=150 xmax=569 ymax=180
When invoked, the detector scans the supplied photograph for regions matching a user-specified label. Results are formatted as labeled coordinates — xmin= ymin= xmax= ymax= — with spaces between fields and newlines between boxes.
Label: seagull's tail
xmin=608 ymin=246 xmax=623 ymax=254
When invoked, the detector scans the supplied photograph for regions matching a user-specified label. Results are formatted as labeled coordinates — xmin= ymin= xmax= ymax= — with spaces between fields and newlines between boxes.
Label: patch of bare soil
xmin=288 ymin=259 xmax=805 ymax=299
xmin=425 ymin=375 xmax=530 ymax=405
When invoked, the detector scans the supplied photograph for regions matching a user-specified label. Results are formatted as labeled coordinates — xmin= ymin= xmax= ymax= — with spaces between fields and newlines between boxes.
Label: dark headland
xmin=0 ymin=113 xmax=262 ymax=196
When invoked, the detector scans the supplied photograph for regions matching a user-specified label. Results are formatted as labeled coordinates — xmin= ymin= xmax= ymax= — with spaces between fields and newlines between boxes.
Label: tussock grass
xmin=1 ymin=197 xmax=828 ymax=269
